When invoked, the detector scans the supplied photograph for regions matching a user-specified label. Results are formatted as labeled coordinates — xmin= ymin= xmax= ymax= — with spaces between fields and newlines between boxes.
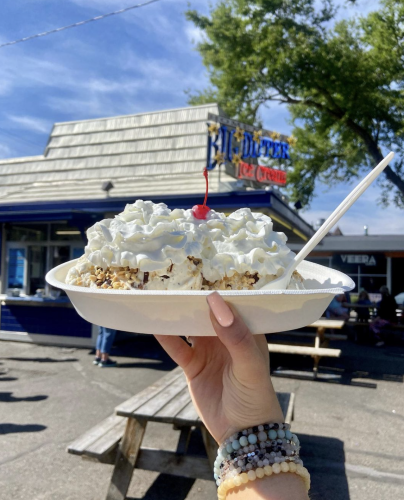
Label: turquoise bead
xmin=277 ymin=429 xmax=285 ymax=439
xmin=232 ymin=439 xmax=241 ymax=450
xmin=268 ymin=429 xmax=277 ymax=440
xmin=226 ymin=443 xmax=234 ymax=453
xmin=248 ymin=433 xmax=257 ymax=444
xmin=239 ymin=436 xmax=248 ymax=447
xmin=285 ymin=430 xmax=293 ymax=440
xmin=292 ymin=433 xmax=300 ymax=445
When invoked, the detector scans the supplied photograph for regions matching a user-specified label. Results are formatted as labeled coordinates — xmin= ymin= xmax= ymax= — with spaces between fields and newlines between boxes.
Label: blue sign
xmin=206 ymin=113 xmax=293 ymax=171
xmin=8 ymin=248 xmax=26 ymax=289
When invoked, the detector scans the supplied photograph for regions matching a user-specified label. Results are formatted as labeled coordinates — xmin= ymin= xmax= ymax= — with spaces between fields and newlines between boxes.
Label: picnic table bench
xmin=267 ymin=318 xmax=346 ymax=378
xmin=68 ymin=365 xmax=295 ymax=500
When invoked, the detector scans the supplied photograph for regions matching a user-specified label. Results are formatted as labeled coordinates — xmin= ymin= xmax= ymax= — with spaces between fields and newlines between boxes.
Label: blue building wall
xmin=0 ymin=304 xmax=92 ymax=338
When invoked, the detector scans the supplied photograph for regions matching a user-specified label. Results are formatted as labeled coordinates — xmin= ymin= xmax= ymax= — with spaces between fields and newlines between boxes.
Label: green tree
xmin=187 ymin=0 xmax=404 ymax=207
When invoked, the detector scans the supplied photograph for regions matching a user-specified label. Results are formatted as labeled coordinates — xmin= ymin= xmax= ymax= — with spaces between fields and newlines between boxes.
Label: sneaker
xmin=98 ymin=359 xmax=117 ymax=368
xmin=93 ymin=357 xmax=101 ymax=365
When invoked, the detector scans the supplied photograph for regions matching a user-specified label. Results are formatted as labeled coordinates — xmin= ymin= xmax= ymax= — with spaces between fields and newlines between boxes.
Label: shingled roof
xmin=0 ymin=104 xmax=238 ymax=203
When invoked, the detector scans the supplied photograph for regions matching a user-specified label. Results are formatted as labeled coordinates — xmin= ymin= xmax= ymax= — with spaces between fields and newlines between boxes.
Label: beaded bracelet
xmin=214 ymin=422 xmax=301 ymax=485
xmin=218 ymin=423 xmax=292 ymax=455
xmin=217 ymin=462 xmax=311 ymax=500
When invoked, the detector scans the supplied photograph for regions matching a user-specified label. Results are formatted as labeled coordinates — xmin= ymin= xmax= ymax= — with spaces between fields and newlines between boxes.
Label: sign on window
xmin=8 ymin=248 xmax=26 ymax=289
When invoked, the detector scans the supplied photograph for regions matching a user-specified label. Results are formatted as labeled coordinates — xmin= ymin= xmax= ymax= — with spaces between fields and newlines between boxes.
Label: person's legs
xmin=100 ymin=328 xmax=117 ymax=364
xmin=95 ymin=327 xmax=103 ymax=359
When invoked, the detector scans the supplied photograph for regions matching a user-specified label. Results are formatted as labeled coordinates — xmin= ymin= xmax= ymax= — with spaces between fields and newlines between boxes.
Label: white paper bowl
xmin=46 ymin=259 xmax=354 ymax=336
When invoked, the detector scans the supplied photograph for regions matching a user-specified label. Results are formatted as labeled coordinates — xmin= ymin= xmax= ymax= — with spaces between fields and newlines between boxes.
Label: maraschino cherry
xmin=192 ymin=168 xmax=210 ymax=219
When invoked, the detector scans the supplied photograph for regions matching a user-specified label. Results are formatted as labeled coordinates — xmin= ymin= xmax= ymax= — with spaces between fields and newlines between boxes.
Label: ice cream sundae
xmin=66 ymin=200 xmax=304 ymax=291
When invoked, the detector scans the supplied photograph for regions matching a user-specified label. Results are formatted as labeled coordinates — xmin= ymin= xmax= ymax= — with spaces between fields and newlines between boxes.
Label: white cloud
xmin=7 ymin=115 xmax=52 ymax=134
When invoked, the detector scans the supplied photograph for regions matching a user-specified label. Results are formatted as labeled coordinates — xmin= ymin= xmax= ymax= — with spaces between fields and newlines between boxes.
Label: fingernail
xmin=206 ymin=292 xmax=234 ymax=327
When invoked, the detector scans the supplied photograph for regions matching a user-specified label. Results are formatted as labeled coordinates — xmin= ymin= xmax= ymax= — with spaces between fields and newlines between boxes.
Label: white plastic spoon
xmin=262 ymin=151 xmax=395 ymax=290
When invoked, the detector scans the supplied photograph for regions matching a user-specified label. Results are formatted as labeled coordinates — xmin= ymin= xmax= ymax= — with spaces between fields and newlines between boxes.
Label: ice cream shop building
xmin=0 ymin=104 xmax=402 ymax=347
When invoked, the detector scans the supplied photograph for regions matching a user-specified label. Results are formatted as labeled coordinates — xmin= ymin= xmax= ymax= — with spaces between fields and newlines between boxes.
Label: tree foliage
xmin=186 ymin=0 xmax=404 ymax=207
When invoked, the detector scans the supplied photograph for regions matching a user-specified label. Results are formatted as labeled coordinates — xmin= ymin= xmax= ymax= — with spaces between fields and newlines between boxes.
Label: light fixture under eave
xmin=56 ymin=230 xmax=81 ymax=235
xmin=102 ymin=180 xmax=114 ymax=196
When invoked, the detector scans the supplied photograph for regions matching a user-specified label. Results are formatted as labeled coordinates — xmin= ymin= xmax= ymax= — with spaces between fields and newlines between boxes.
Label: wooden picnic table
xmin=268 ymin=318 xmax=345 ymax=378
xmin=68 ymin=366 xmax=295 ymax=500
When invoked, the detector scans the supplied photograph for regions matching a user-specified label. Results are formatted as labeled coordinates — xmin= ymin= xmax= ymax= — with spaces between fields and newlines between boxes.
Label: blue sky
xmin=1 ymin=0 xmax=402 ymax=235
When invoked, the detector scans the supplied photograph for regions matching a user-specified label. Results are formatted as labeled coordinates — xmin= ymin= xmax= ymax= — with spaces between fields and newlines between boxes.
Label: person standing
xmin=370 ymin=286 xmax=398 ymax=347
xmin=93 ymin=326 xmax=117 ymax=367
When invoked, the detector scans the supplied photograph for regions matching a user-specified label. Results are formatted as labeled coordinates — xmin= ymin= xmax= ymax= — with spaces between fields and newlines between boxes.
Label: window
xmin=8 ymin=224 xmax=47 ymax=242
xmin=330 ymin=253 xmax=387 ymax=294
xmin=4 ymin=221 xmax=85 ymax=296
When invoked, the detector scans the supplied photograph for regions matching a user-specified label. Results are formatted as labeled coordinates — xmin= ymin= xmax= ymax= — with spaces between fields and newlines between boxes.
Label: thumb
xmin=206 ymin=292 xmax=263 ymax=368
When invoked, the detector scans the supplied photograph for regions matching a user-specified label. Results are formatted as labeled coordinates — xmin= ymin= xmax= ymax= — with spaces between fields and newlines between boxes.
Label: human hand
xmin=155 ymin=291 xmax=283 ymax=445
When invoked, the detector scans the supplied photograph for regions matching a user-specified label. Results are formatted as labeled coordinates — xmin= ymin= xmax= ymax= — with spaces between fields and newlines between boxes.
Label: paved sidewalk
xmin=1 ymin=336 xmax=404 ymax=500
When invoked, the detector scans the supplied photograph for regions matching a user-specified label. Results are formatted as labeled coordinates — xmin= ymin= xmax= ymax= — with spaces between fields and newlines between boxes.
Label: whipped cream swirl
xmin=83 ymin=200 xmax=295 ymax=283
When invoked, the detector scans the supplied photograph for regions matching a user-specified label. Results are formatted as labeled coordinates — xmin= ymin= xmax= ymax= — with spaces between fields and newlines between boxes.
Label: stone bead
xmin=248 ymin=434 xmax=258 ymax=444
xmin=277 ymin=430 xmax=286 ymax=439
xmin=263 ymin=459 xmax=269 ymax=466
xmin=295 ymin=464 xmax=304 ymax=474
xmin=237 ymin=460 xmax=244 ymax=467
xmin=285 ymin=430 xmax=293 ymax=440
xmin=263 ymin=465 xmax=273 ymax=476
xmin=256 ymin=467 xmax=265 ymax=479
xmin=268 ymin=430 xmax=277 ymax=440
xmin=292 ymin=434 xmax=299 ymax=445
xmin=258 ymin=431 xmax=267 ymax=442
xmin=247 ymin=428 xmax=253 ymax=434
xmin=257 ymin=460 xmax=263 ymax=467
xmin=272 ymin=463 xmax=281 ymax=474
xmin=289 ymin=462 xmax=297 ymax=472
xmin=247 ymin=470 xmax=257 ymax=481
xmin=214 ymin=473 xmax=219 ymax=480
xmin=249 ymin=444 xmax=255 ymax=452
xmin=216 ymin=479 xmax=221 ymax=486
xmin=239 ymin=436 xmax=248 ymax=447
xmin=233 ymin=475 xmax=242 ymax=487
xmin=243 ymin=446 xmax=250 ymax=453
xmin=240 ymin=473 xmax=249 ymax=484
xmin=258 ymin=425 xmax=264 ymax=432
xmin=232 ymin=439 xmax=241 ymax=451
xmin=227 ymin=478 xmax=235 ymax=489
xmin=226 ymin=443 xmax=234 ymax=454
xmin=246 ymin=463 xmax=252 ymax=470
xmin=280 ymin=462 xmax=290 ymax=472
xmin=299 ymin=467 xmax=309 ymax=477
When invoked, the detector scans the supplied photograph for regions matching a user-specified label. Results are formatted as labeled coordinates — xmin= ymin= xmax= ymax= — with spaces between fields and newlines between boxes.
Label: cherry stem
xmin=203 ymin=168 xmax=209 ymax=207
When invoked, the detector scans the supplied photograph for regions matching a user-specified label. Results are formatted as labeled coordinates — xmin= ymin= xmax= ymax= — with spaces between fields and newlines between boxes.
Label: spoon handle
xmin=293 ymin=151 xmax=395 ymax=268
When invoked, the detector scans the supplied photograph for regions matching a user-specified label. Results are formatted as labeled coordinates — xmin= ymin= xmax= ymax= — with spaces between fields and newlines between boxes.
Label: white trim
xmin=0 ymin=330 xmax=93 ymax=348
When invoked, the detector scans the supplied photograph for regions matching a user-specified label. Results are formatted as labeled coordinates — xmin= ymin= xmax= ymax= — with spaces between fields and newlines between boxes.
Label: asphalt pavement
xmin=0 ymin=334 xmax=403 ymax=500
